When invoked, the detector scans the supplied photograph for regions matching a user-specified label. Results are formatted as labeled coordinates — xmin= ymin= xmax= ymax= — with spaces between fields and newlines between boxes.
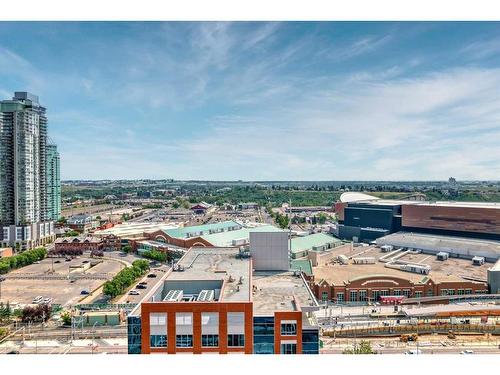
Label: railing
xmin=75 ymin=303 xmax=137 ymax=312
xmin=323 ymin=323 xmax=500 ymax=338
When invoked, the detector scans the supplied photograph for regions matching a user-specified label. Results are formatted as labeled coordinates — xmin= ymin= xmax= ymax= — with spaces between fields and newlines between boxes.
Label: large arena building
xmin=335 ymin=193 xmax=500 ymax=242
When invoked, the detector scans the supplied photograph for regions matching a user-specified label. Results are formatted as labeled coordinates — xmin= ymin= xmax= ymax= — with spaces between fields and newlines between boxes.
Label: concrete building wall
xmin=250 ymin=231 xmax=289 ymax=271
xmin=487 ymin=260 xmax=500 ymax=294
xmin=308 ymin=243 xmax=353 ymax=267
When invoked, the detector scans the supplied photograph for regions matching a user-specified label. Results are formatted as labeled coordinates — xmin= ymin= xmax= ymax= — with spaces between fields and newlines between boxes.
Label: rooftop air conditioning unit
xmin=197 ymin=290 xmax=215 ymax=302
xmin=338 ymin=255 xmax=349 ymax=265
xmin=472 ymin=256 xmax=485 ymax=266
xmin=353 ymin=257 xmax=376 ymax=264
xmin=436 ymin=252 xmax=449 ymax=261
xmin=164 ymin=289 xmax=184 ymax=302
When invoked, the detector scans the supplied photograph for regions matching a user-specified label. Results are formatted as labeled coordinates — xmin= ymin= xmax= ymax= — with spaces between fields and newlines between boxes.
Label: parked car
xmin=41 ymin=297 xmax=52 ymax=305
xmin=147 ymin=273 xmax=157 ymax=278
xmin=139 ymin=281 xmax=147 ymax=285
xmin=33 ymin=261 xmax=41 ymax=264
xmin=405 ymin=349 xmax=422 ymax=355
xmin=460 ymin=350 xmax=474 ymax=354
xmin=32 ymin=295 xmax=43 ymax=304
xmin=54 ymin=260 xmax=61 ymax=264
xmin=129 ymin=290 xmax=140 ymax=295
xmin=136 ymin=284 xmax=147 ymax=289
xmin=65 ymin=258 xmax=72 ymax=262
xmin=80 ymin=290 xmax=90 ymax=295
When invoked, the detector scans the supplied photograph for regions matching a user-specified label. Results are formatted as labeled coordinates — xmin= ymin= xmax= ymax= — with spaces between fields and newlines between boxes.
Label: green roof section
xmin=291 ymin=259 xmax=313 ymax=276
xmin=201 ymin=224 xmax=284 ymax=247
xmin=290 ymin=233 xmax=341 ymax=254
xmin=163 ymin=220 xmax=242 ymax=239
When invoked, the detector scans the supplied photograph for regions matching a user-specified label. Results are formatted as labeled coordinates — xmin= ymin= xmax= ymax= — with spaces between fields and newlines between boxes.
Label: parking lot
xmin=0 ymin=256 xmax=126 ymax=307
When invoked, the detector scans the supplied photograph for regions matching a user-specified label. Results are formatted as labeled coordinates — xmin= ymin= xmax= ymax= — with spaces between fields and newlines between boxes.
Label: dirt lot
xmin=0 ymin=256 xmax=125 ymax=307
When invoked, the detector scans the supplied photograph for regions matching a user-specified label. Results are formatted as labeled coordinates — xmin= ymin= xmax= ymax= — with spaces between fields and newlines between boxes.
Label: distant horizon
xmin=1 ymin=22 xmax=500 ymax=180
xmin=61 ymin=178 xmax=500 ymax=183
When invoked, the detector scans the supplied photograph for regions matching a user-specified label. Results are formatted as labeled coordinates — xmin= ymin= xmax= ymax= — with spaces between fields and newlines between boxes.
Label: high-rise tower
xmin=46 ymin=143 xmax=61 ymax=221
xmin=0 ymin=92 xmax=55 ymax=250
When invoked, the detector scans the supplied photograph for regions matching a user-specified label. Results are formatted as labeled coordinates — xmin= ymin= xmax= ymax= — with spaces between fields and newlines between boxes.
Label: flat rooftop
xmin=377 ymin=232 xmax=500 ymax=260
xmin=164 ymin=247 xmax=251 ymax=302
xmin=341 ymin=192 xmax=500 ymax=209
xmin=95 ymin=222 xmax=180 ymax=237
xmin=291 ymin=233 xmax=341 ymax=254
xmin=131 ymin=247 xmax=319 ymax=319
xmin=252 ymin=271 xmax=318 ymax=316
xmin=163 ymin=220 xmax=242 ymax=239
xmin=201 ymin=224 xmax=284 ymax=247
xmin=312 ymin=246 xmax=491 ymax=286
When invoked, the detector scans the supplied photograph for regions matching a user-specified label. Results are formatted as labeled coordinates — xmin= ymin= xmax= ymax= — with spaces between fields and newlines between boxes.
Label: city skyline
xmin=1 ymin=22 xmax=500 ymax=181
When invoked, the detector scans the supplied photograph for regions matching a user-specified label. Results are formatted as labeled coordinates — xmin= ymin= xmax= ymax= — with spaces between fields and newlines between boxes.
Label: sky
xmin=1 ymin=21 xmax=500 ymax=181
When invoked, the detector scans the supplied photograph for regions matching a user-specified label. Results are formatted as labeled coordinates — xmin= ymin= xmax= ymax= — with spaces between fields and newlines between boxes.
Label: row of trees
xmin=102 ymin=260 xmax=150 ymax=298
xmin=0 ymin=247 xmax=47 ymax=274
xmin=141 ymin=250 xmax=167 ymax=263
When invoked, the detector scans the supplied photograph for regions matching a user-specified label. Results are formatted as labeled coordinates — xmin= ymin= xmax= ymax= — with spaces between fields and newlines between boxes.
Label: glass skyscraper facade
xmin=0 ymin=92 xmax=56 ymax=250
xmin=46 ymin=144 xmax=61 ymax=221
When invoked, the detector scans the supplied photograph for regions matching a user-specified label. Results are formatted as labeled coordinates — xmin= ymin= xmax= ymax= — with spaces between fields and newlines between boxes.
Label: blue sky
xmin=1 ymin=22 xmax=500 ymax=180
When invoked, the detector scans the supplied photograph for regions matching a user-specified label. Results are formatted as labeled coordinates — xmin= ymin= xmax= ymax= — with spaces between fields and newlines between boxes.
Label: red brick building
xmin=127 ymin=247 xmax=320 ymax=355
xmin=311 ymin=273 xmax=488 ymax=303
xmin=55 ymin=236 xmax=103 ymax=252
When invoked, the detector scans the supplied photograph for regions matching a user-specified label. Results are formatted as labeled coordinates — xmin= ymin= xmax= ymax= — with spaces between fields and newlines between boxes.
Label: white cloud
xmin=153 ymin=67 xmax=500 ymax=180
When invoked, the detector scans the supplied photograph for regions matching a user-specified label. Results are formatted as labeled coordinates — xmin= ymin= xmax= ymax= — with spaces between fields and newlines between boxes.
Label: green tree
xmin=0 ymin=261 xmax=10 ymax=274
xmin=141 ymin=250 xmax=167 ymax=263
xmin=0 ymin=327 xmax=8 ymax=340
xmin=342 ymin=341 xmax=375 ymax=354
xmin=63 ymin=230 xmax=80 ymax=237
xmin=60 ymin=311 xmax=72 ymax=325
